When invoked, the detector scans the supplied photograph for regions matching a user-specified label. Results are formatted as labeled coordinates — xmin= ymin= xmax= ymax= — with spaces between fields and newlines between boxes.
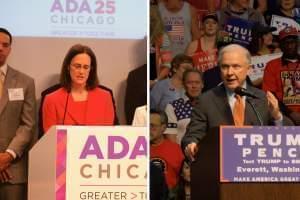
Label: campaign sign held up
xmin=224 ymin=17 xmax=254 ymax=47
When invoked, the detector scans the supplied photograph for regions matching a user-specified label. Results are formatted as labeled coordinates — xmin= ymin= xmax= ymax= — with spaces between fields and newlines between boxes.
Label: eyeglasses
xmin=70 ymin=63 xmax=91 ymax=71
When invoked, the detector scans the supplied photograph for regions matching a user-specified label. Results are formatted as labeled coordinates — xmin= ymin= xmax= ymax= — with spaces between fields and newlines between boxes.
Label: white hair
xmin=218 ymin=44 xmax=251 ymax=65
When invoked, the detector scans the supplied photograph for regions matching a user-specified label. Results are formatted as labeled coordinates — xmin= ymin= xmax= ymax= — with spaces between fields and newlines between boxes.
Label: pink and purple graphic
xmin=56 ymin=129 xmax=67 ymax=200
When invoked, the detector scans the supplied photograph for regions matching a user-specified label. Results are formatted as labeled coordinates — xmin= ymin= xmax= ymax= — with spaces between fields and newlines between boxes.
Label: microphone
xmin=234 ymin=87 xmax=259 ymax=99
xmin=62 ymin=91 xmax=70 ymax=125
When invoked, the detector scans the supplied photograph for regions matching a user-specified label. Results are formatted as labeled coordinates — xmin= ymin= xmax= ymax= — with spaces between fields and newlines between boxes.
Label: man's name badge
xmin=8 ymin=88 xmax=24 ymax=101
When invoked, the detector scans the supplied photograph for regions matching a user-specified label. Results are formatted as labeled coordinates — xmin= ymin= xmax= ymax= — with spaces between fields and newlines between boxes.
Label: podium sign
xmin=220 ymin=126 xmax=300 ymax=183
xmin=28 ymin=126 xmax=148 ymax=200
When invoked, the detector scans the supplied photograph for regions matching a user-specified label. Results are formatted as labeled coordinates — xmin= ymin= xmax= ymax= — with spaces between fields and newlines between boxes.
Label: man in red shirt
xmin=262 ymin=26 xmax=300 ymax=124
xmin=150 ymin=109 xmax=184 ymax=198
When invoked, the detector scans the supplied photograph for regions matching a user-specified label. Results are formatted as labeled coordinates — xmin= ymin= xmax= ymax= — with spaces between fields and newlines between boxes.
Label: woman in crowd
xmin=150 ymin=5 xmax=173 ymax=87
xmin=150 ymin=54 xmax=194 ymax=112
xmin=185 ymin=13 xmax=218 ymax=73
xmin=249 ymin=23 xmax=280 ymax=56
xmin=248 ymin=23 xmax=281 ymax=87
xmin=42 ymin=44 xmax=115 ymax=132
xmin=274 ymin=0 xmax=300 ymax=20
xmin=217 ymin=0 xmax=266 ymax=29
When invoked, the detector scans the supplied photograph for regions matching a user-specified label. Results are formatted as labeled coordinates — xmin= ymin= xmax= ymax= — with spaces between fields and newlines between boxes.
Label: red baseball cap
xmin=279 ymin=26 xmax=299 ymax=40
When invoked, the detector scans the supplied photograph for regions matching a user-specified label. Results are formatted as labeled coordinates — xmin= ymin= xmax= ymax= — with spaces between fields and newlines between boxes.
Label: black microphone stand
xmin=62 ymin=92 xmax=70 ymax=125
xmin=246 ymin=98 xmax=263 ymax=126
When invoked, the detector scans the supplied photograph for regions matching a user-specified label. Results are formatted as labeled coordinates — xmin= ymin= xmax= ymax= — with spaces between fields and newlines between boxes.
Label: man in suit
xmin=182 ymin=43 xmax=291 ymax=160
xmin=0 ymin=28 xmax=36 ymax=199
xmin=181 ymin=44 xmax=293 ymax=199
xmin=125 ymin=64 xmax=147 ymax=124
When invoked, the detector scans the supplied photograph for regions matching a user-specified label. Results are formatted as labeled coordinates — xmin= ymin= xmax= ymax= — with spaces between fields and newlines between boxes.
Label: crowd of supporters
xmin=150 ymin=0 xmax=300 ymax=199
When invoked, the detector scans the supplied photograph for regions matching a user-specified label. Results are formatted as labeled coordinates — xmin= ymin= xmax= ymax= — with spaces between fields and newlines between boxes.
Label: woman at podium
xmin=42 ymin=44 xmax=115 ymax=133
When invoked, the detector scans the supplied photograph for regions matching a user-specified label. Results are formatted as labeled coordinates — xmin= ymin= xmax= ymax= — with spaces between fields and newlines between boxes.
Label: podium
xmin=28 ymin=126 xmax=147 ymax=200
xmin=191 ymin=126 xmax=300 ymax=200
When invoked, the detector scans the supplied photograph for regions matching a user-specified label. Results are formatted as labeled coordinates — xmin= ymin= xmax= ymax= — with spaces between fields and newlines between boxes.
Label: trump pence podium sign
xmin=220 ymin=126 xmax=300 ymax=183
xmin=28 ymin=126 xmax=147 ymax=200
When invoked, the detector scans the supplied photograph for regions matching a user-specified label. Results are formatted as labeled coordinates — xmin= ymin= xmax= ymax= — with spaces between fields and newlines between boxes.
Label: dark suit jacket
xmin=150 ymin=162 xmax=169 ymax=200
xmin=125 ymin=64 xmax=147 ymax=124
xmin=181 ymin=84 xmax=294 ymax=200
xmin=182 ymin=84 xmax=293 ymax=148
